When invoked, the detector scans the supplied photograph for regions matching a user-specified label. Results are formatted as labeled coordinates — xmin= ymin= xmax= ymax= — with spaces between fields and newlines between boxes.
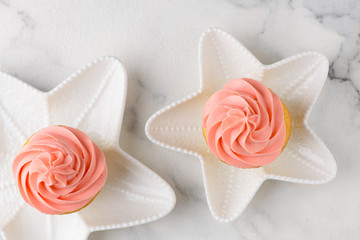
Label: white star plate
xmin=145 ymin=28 xmax=337 ymax=222
xmin=0 ymin=57 xmax=176 ymax=239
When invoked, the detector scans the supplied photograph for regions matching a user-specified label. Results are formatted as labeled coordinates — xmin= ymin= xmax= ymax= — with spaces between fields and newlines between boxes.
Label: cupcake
xmin=202 ymin=78 xmax=291 ymax=168
xmin=12 ymin=126 xmax=107 ymax=215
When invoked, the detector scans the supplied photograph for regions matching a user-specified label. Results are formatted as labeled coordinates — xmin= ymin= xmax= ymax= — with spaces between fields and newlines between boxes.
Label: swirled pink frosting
xmin=12 ymin=126 xmax=107 ymax=214
xmin=202 ymin=78 xmax=286 ymax=168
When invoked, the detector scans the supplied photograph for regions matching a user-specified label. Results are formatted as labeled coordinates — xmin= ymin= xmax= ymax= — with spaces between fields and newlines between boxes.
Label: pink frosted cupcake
xmin=12 ymin=126 xmax=107 ymax=214
xmin=202 ymin=78 xmax=291 ymax=168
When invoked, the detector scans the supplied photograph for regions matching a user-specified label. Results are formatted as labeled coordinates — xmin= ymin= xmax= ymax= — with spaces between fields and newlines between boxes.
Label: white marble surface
xmin=0 ymin=0 xmax=359 ymax=239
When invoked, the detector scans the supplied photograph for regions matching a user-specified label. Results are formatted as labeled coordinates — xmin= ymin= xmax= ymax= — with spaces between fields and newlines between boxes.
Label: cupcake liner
xmin=0 ymin=57 xmax=175 ymax=239
xmin=146 ymin=28 xmax=337 ymax=222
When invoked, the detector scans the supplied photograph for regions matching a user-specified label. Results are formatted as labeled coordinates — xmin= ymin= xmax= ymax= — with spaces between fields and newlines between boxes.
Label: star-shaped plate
xmin=0 ymin=57 xmax=175 ymax=239
xmin=145 ymin=28 xmax=337 ymax=222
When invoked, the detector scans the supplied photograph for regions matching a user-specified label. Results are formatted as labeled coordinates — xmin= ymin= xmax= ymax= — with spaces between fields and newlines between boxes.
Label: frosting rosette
xmin=202 ymin=78 xmax=288 ymax=168
xmin=12 ymin=126 xmax=107 ymax=214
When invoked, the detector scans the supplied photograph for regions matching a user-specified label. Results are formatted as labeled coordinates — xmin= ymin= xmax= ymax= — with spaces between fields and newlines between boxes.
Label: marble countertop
xmin=0 ymin=0 xmax=359 ymax=239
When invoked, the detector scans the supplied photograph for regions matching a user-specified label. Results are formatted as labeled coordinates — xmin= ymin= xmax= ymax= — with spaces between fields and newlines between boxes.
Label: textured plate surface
xmin=146 ymin=28 xmax=337 ymax=222
xmin=0 ymin=57 xmax=175 ymax=240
